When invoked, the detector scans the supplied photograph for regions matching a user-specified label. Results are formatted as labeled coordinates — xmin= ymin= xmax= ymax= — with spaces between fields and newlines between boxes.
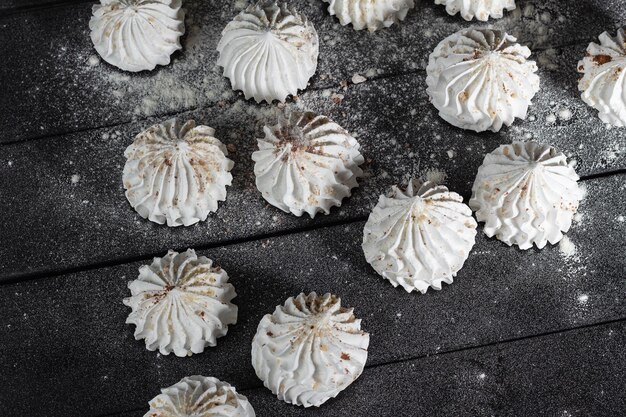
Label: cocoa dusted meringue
xmin=578 ymin=27 xmax=626 ymax=126
xmin=362 ymin=179 xmax=477 ymax=293
xmin=470 ymin=142 xmax=584 ymax=250
xmin=322 ymin=0 xmax=415 ymax=32
xmin=89 ymin=0 xmax=185 ymax=72
xmin=434 ymin=0 xmax=516 ymax=21
xmin=145 ymin=376 xmax=255 ymax=417
xmin=252 ymin=111 xmax=364 ymax=217
xmin=426 ymin=28 xmax=540 ymax=132
xmin=252 ymin=292 xmax=369 ymax=407
xmin=123 ymin=119 xmax=233 ymax=227
xmin=123 ymin=249 xmax=238 ymax=357
xmin=217 ymin=2 xmax=319 ymax=103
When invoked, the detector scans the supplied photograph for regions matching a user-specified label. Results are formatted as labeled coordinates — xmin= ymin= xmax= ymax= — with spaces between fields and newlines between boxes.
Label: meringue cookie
xmin=323 ymin=0 xmax=415 ymax=32
xmin=470 ymin=141 xmax=584 ymax=250
xmin=578 ymin=28 xmax=626 ymax=126
xmin=363 ymin=179 xmax=477 ymax=293
xmin=217 ymin=2 xmax=319 ymax=103
xmin=123 ymin=249 xmax=238 ymax=356
xmin=252 ymin=292 xmax=369 ymax=408
xmin=123 ymin=119 xmax=233 ymax=227
xmin=426 ymin=28 xmax=540 ymax=132
xmin=145 ymin=375 xmax=255 ymax=417
xmin=434 ymin=0 xmax=516 ymax=21
xmin=89 ymin=0 xmax=185 ymax=72
xmin=252 ymin=111 xmax=364 ymax=217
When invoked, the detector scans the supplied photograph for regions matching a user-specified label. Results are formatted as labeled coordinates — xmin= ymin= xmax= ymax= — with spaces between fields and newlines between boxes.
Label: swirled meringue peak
xmin=578 ymin=28 xmax=626 ymax=126
xmin=252 ymin=292 xmax=369 ymax=408
xmin=363 ymin=179 xmax=477 ymax=293
xmin=426 ymin=28 xmax=540 ymax=132
xmin=434 ymin=0 xmax=516 ymax=21
xmin=217 ymin=2 xmax=319 ymax=103
xmin=252 ymin=111 xmax=364 ymax=217
xmin=470 ymin=142 xmax=584 ymax=250
xmin=89 ymin=0 xmax=185 ymax=72
xmin=123 ymin=249 xmax=238 ymax=357
xmin=123 ymin=118 xmax=233 ymax=227
xmin=145 ymin=376 xmax=255 ymax=417
xmin=323 ymin=0 xmax=415 ymax=32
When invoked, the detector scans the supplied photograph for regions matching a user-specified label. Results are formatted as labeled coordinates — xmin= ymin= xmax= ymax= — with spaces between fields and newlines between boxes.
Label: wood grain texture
xmin=97 ymin=321 xmax=626 ymax=417
xmin=1 ymin=0 xmax=626 ymax=141
xmin=1 ymin=1 xmax=625 ymax=416
xmin=1 ymin=74 xmax=624 ymax=280
xmin=0 ymin=175 xmax=624 ymax=416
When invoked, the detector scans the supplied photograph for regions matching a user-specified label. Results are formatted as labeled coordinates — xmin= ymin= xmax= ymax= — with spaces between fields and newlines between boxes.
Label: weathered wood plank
xmin=1 ymin=70 xmax=624 ymax=280
xmin=1 ymin=0 xmax=626 ymax=141
xmin=99 ymin=322 xmax=626 ymax=417
xmin=1 ymin=174 xmax=624 ymax=416
xmin=245 ymin=321 xmax=626 ymax=417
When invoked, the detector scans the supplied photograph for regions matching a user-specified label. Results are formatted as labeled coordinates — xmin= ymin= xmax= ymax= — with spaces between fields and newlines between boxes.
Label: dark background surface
xmin=0 ymin=0 xmax=625 ymax=416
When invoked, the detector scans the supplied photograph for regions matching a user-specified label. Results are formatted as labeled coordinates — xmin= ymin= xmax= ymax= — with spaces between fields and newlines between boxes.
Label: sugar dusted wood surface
xmin=0 ymin=1 xmax=625 ymax=416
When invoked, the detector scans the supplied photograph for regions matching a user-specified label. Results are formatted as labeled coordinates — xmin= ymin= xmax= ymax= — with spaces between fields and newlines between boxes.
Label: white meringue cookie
xmin=434 ymin=0 xmax=516 ymax=21
xmin=89 ymin=0 xmax=185 ymax=72
xmin=426 ymin=28 xmax=540 ymax=132
xmin=363 ymin=179 xmax=477 ymax=293
xmin=123 ymin=119 xmax=233 ymax=227
xmin=145 ymin=375 xmax=255 ymax=417
xmin=252 ymin=111 xmax=364 ymax=217
xmin=578 ymin=28 xmax=626 ymax=126
xmin=252 ymin=292 xmax=369 ymax=408
xmin=217 ymin=2 xmax=319 ymax=103
xmin=323 ymin=0 xmax=415 ymax=32
xmin=123 ymin=249 xmax=238 ymax=357
xmin=470 ymin=142 xmax=584 ymax=250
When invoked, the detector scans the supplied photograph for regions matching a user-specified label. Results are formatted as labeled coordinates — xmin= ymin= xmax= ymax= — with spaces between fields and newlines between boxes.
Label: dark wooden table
xmin=1 ymin=1 xmax=625 ymax=416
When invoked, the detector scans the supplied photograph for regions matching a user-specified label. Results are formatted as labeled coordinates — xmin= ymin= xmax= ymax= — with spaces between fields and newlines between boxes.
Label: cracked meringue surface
xmin=578 ymin=27 xmax=626 ymax=127
xmin=123 ymin=249 xmax=238 ymax=357
xmin=426 ymin=28 xmax=540 ymax=132
xmin=251 ymin=292 xmax=369 ymax=408
xmin=434 ymin=0 xmax=516 ymax=21
xmin=89 ymin=0 xmax=185 ymax=72
xmin=252 ymin=111 xmax=364 ymax=217
xmin=363 ymin=179 xmax=477 ymax=293
xmin=322 ymin=0 xmax=415 ymax=32
xmin=470 ymin=141 xmax=584 ymax=250
xmin=145 ymin=375 xmax=255 ymax=417
xmin=217 ymin=2 xmax=319 ymax=103
xmin=123 ymin=118 xmax=233 ymax=227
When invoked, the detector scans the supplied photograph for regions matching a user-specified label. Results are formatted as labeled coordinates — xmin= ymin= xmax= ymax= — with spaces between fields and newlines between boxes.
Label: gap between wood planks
xmin=89 ymin=317 xmax=626 ymax=417
xmin=0 ymin=36 xmax=601 ymax=146
xmin=1 ymin=169 xmax=624 ymax=286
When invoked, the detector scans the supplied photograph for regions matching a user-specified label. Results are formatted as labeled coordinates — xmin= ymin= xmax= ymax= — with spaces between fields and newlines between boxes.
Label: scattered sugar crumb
xmin=447 ymin=149 xmax=455 ymax=159
xmin=559 ymin=236 xmax=576 ymax=258
xmin=558 ymin=108 xmax=572 ymax=121
xmin=71 ymin=174 xmax=81 ymax=184
xmin=351 ymin=73 xmax=366 ymax=84
xmin=478 ymin=373 xmax=486 ymax=380
xmin=365 ymin=68 xmax=378 ymax=78
xmin=546 ymin=114 xmax=557 ymax=123
xmin=618 ymin=215 xmax=625 ymax=222
xmin=578 ymin=294 xmax=589 ymax=304
xmin=87 ymin=55 xmax=100 ymax=67
xmin=330 ymin=93 xmax=344 ymax=104
xmin=233 ymin=0 xmax=248 ymax=10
